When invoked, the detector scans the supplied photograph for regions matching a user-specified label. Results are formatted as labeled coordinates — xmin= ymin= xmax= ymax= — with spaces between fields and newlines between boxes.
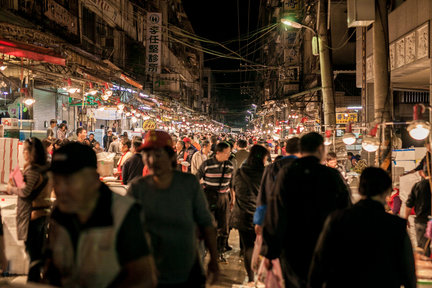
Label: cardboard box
xmin=0 ymin=138 xmax=20 ymax=184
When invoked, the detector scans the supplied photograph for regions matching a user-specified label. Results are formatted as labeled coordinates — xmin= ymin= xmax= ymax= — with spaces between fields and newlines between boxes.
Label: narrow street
xmin=209 ymin=230 xmax=256 ymax=288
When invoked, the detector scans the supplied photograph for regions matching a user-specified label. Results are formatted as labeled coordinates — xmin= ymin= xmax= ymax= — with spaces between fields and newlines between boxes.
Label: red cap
xmin=182 ymin=137 xmax=191 ymax=143
xmin=137 ymin=130 xmax=173 ymax=151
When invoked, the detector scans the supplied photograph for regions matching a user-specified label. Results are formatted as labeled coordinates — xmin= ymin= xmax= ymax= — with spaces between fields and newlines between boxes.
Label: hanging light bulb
xmin=342 ymin=123 xmax=356 ymax=145
xmin=23 ymin=97 xmax=35 ymax=106
xmin=362 ymin=135 xmax=380 ymax=152
xmin=408 ymin=121 xmax=430 ymax=140
xmin=408 ymin=105 xmax=430 ymax=140
xmin=87 ymin=82 xmax=98 ymax=95
xmin=0 ymin=65 xmax=6 ymax=71
xmin=362 ymin=124 xmax=380 ymax=152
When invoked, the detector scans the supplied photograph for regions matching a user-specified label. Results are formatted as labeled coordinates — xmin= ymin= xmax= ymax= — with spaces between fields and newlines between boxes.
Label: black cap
xmin=51 ymin=142 xmax=97 ymax=174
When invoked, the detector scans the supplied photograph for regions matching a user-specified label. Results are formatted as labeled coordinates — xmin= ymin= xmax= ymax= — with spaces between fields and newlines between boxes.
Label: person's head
xmin=84 ymin=138 xmax=91 ymax=146
xmin=107 ymin=129 xmax=113 ymax=136
xmin=183 ymin=137 xmax=191 ymax=148
xmin=50 ymin=119 xmax=57 ymax=128
xmin=285 ymin=137 xmax=300 ymax=155
xmin=359 ymin=167 xmax=392 ymax=199
xmin=300 ymin=132 xmax=324 ymax=160
xmin=131 ymin=139 xmax=142 ymax=153
xmin=137 ymin=130 xmax=176 ymax=176
xmin=76 ymin=127 xmax=87 ymax=141
xmin=211 ymin=135 xmax=218 ymax=145
xmin=121 ymin=139 xmax=131 ymax=152
xmin=201 ymin=140 xmax=211 ymax=155
xmin=245 ymin=144 xmax=270 ymax=168
xmin=59 ymin=123 xmax=67 ymax=131
xmin=42 ymin=138 xmax=54 ymax=154
xmin=89 ymin=133 xmax=94 ymax=141
xmin=112 ymin=135 xmax=118 ymax=142
xmin=51 ymin=143 xmax=100 ymax=214
xmin=24 ymin=137 xmax=47 ymax=166
xmin=94 ymin=142 xmax=101 ymax=149
xmin=347 ymin=152 xmax=354 ymax=159
xmin=176 ymin=140 xmax=185 ymax=152
xmin=326 ymin=152 xmax=338 ymax=168
xmin=215 ymin=141 xmax=231 ymax=162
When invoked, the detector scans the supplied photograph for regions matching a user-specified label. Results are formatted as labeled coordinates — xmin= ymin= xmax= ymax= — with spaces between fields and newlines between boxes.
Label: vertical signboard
xmin=146 ymin=12 xmax=162 ymax=74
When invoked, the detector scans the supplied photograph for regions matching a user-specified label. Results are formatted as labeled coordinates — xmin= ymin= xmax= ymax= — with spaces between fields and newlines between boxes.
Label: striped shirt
xmin=197 ymin=157 xmax=234 ymax=193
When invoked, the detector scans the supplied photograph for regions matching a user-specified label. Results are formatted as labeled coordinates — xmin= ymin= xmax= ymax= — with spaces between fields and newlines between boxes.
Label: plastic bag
xmin=265 ymin=259 xmax=284 ymax=288
xmin=256 ymin=258 xmax=285 ymax=288
xmin=251 ymin=234 xmax=263 ymax=272
xmin=426 ymin=219 xmax=432 ymax=239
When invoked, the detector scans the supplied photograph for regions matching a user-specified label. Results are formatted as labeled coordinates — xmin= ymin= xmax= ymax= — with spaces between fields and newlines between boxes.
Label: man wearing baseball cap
xmin=128 ymin=130 xmax=219 ymax=287
xmin=42 ymin=142 xmax=157 ymax=287
xmin=181 ymin=136 xmax=197 ymax=173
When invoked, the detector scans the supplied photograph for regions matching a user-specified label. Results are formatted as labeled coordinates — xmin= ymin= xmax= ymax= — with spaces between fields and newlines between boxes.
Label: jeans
xmin=415 ymin=222 xmax=431 ymax=256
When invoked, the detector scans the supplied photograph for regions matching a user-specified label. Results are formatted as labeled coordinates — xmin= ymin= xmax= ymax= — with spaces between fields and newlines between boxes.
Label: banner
xmin=146 ymin=12 xmax=162 ymax=74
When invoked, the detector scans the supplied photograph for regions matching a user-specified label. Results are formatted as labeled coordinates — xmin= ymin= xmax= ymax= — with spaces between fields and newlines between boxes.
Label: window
xmin=82 ymin=7 xmax=95 ymax=42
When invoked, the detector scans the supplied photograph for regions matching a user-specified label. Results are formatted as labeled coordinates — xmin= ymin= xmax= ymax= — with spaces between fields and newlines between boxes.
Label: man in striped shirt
xmin=197 ymin=141 xmax=234 ymax=262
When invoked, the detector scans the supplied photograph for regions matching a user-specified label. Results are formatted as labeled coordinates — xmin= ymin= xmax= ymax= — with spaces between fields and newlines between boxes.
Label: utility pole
xmin=373 ymin=0 xmax=392 ymax=168
xmin=373 ymin=0 xmax=391 ymax=123
xmin=317 ymin=0 xmax=336 ymax=127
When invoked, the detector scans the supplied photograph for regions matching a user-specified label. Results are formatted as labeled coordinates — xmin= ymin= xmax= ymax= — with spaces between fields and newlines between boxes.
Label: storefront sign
xmin=336 ymin=112 xmax=358 ymax=124
xmin=1 ymin=118 xmax=18 ymax=130
xmin=146 ymin=12 xmax=162 ymax=74
xmin=45 ymin=0 xmax=78 ymax=35
xmin=143 ymin=120 xmax=156 ymax=130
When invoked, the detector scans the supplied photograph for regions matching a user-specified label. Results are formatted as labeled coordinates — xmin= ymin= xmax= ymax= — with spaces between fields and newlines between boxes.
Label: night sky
xmin=182 ymin=0 xmax=261 ymax=127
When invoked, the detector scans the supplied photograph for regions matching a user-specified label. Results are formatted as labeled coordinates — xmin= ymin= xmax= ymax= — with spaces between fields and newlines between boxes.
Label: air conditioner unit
xmin=347 ymin=0 xmax=375 ymax=27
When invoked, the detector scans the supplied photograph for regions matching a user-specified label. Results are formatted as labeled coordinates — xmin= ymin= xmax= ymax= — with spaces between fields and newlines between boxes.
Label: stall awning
xmin=0 ymin=39 xmax=65 ymax=66
xmin=120 ymin=73 xmax=143 ymax=90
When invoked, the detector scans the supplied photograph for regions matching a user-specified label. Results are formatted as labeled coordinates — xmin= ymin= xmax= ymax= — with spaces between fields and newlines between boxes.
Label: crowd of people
xmin=0 ymin=123 xmax=422 ymax=288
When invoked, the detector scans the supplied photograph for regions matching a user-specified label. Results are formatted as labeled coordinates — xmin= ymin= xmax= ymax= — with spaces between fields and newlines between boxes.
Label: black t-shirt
xmin=50 ymin=183 xmax=150 ymax=266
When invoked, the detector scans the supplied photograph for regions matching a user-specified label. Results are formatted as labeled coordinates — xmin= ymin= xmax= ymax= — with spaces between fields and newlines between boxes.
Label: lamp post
xmin=281 ymin=12 xmax=336 ymax=129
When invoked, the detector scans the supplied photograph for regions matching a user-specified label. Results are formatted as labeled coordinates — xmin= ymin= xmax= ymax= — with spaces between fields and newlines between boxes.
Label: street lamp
xmin=280 ymin=18 xmax=317 ymax=35
xmin=280 ymin=17 xmax=335 ymax=128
